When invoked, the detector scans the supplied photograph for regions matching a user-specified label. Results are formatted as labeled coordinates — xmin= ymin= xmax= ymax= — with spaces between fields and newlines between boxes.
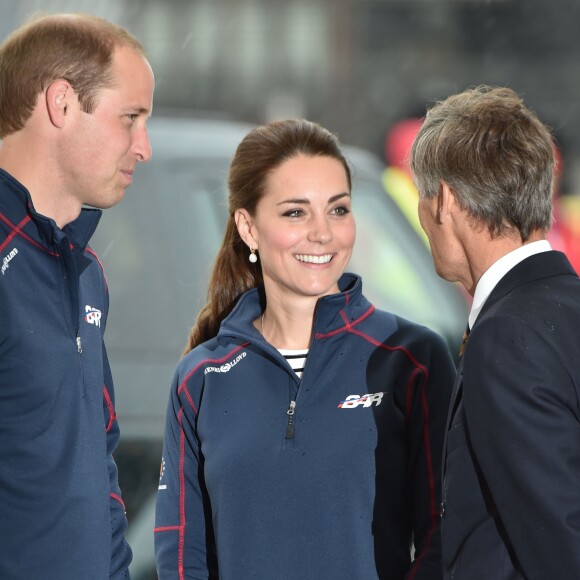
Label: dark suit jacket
xmin=441 ymin=251 xmax=580 ymax=579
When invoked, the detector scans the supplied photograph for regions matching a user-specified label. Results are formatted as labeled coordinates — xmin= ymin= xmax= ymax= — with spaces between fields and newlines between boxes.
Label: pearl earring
xmin=249 ymin=248 xmax=258 ymax=263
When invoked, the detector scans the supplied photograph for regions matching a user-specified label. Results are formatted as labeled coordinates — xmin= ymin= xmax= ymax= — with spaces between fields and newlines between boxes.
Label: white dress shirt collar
xmin=468 ymin=240 xmax=552 ymax=329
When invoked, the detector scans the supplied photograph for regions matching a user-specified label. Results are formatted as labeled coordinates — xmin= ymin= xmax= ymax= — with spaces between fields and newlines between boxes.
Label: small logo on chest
xmin=204 ymin=351 xmax=247 ymax=374
xmin=338 ymin=392 xmax=384 ymax=409
xmin=1 ymin=247 xmax=18 ymax=275
xmin=85 ymin=305 xmax=102 ymax=327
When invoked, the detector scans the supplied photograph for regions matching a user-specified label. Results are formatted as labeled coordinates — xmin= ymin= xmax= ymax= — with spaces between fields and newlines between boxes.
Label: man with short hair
xmin=0 ymin=13 xmax=154 ymax=579
xmin=411 ymin=85 xmax=580 ymax=579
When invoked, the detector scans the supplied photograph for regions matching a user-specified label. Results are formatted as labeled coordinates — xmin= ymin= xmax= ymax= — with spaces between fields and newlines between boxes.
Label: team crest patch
xmin=338 ymin=392 xmax=384 ymax=409
xmin=84 ymin=305 xmax=102 ymax=327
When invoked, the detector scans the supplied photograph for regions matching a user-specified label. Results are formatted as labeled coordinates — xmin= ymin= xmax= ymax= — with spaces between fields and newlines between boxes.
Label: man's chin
xmin=434 ymin=263 xmax=456 ymax=284
xmin=85 ymin=191 xmax=126 ymax=210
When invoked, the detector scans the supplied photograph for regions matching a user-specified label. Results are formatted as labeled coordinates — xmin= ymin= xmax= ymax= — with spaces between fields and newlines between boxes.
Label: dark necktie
xmin=459 ymin=324 xmax=470 ymax=357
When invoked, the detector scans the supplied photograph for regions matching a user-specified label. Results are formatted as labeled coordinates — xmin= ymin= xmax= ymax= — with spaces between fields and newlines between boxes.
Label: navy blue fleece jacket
xmin=155 ymin=274 xmax=455 ymax=579
xmin=0 ymin=169 xmax=131 ymax=579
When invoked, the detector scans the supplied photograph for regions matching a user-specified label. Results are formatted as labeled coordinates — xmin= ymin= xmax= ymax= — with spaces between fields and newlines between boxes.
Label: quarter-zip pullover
xmin=155 ymin=274 xmax=455 ymax=579
xmin=0 ymin=169 xmax=132 ymax=579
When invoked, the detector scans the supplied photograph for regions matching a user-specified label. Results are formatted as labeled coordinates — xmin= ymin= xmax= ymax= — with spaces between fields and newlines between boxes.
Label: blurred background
xmin=3 ymin=0 xmax=580 ymax=577
xmin=3 ymin=0 xmax=580 ymax=171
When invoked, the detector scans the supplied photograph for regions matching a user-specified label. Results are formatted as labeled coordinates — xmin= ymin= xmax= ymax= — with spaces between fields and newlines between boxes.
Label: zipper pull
xmin=285 ymin=400 xmax=296 ymax=439
xmin=76 ymin=335 xmax=83 ymax=353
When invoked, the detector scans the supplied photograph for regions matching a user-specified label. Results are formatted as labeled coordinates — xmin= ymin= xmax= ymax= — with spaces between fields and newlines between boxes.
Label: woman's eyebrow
xmin=276 ymin=192 xmax=350 ymax=206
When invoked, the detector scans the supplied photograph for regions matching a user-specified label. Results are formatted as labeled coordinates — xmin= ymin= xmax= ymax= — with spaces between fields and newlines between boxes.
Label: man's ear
xmin=45 ymin=80 xmax=73 ymax=128
xmin=234 ymin=208 xmax=258 ymax=249
xmin=439 ymin=180 xmax=457 ymax=224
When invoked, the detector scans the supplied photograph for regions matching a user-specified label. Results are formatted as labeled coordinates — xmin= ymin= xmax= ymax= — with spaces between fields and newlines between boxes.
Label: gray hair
xmin=410 ymin=85 xmax=554 ymax=241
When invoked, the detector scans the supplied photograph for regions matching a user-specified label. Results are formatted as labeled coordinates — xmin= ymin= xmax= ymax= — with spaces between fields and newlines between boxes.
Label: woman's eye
xmin=331 ymin=206 xmax=350 ymax=216
xmin=283 ymin=209 xmax=304 ymax=218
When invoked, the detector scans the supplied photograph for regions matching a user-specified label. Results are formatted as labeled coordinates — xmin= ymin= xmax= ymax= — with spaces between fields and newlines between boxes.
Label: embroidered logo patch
xmin=338 ymin=392 xmax=384 ymax=409
xmin=204 ymin=351 xmax=247 ymax=374
xmin=1 ymin=247 xmax=18 ymax=275
xmin=84 ymin=305 xmax=102 ymax=327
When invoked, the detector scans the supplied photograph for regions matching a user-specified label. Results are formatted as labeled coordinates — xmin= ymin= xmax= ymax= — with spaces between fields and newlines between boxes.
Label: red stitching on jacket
xmin=154 ymin=525 xmax=181 ymax=532
xmin=0 ymin=215 xmax=29 ymax=252
xmin=315 ymin=303 xmax=437 ymax=578
xmin=103 ymin=385 xmax=117 ymax=433
xmin=0 ymin=212 xmax=59 ymax=255
xmin=314 ymin=304 xmax=376 ymax=339
xmin=406 ymin=367 xmax=423 ymax=419
xmin=85 ymin=246 xmax=109 ymax=290
xmin=177 ymin=343 xmax=249 ymax=415
xmin=110 ymin=492 xmax=126 ymax=510
xmin=171 ymin=343 xmax=250 ymax=575
xmin=156 ymin=411 xmax=189 ymax=578
xmin=407 ymin=369 xmax=437 ymax=580
xmin=178 ymin=409 xmax=186 ymax=580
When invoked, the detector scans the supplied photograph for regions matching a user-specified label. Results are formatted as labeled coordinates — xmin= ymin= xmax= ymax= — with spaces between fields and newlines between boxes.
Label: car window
xmin=93 ymin=156 xmax=234 ymax=439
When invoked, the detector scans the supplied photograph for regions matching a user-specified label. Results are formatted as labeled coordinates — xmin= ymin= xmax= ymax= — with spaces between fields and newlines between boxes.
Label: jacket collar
xmin=218 ymin=273 xmax=371 ymax=344
xmin=0 ymin=168 xmax=102 ymax=251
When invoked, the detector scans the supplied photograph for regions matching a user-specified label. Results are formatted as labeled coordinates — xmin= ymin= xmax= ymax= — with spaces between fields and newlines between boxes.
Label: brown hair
xmin=183 ymin=118 xmax=351 ymax=354
xmin=410 ymin=85 xmax=554 ymax=241
xmin=0 ymin=13 xmax=145 ymax=137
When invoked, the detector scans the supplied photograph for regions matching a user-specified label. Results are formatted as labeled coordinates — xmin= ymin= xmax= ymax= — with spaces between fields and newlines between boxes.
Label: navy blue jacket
xmin=441 ymin=251 xmax=580 ymax=579
xmin=155 ymin=274 xmax=455 ymax=579
xmin=0 ymin=169 xmax=131 ymax=579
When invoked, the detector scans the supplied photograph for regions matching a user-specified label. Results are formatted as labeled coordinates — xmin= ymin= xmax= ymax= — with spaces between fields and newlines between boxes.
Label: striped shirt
xmin=278 ymin=349 xmax=309 ymax=379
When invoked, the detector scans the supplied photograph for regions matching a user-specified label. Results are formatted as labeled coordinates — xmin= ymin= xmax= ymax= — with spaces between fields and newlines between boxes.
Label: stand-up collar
xmin=219 ymin=273 xmax=372 ymax=343
xmin=0 ymin=168 xmax=102 ymax=250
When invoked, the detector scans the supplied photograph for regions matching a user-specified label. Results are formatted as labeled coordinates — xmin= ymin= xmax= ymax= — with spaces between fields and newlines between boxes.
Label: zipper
xmin=258 ymin=312 xmax=315 ymax=444
xmin=285 ymin=400 xmax=296 ymax=439
xmin=61 ymin=240 xmax=83 ymax=378
xmin=57 ymin=236 xmax=82 ymax=354
xmin=283 ymin=314 xmax=316 ymax=441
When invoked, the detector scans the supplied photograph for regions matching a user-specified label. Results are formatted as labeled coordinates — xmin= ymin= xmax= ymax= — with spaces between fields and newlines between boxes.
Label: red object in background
xmin=547 ymin=145 xmax=580 ymax=274
xmin=549 ymin=196 xmax=580 ymax=274
xmin=384 ymin=118 xmax=424 ymax=177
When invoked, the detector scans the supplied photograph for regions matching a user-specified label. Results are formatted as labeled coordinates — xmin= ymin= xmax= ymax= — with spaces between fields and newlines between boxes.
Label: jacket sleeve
xmin=155 ymin=365 xmax=218 ymax=579
xmin=406 ymin=330 xmax=456 ymax=580
xmin=463 ymin=315 xmax=580 ymax=579
xmin=102 ymin=344 xmax=133 ymax=579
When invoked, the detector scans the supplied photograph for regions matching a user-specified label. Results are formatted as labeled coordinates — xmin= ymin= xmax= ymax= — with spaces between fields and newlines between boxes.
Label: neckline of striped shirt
xmin=278 ymin=348 xmax=309 ymax=379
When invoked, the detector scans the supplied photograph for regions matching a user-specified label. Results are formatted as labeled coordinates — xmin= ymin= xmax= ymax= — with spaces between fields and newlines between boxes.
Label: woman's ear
xmin=234 ymin=209 xmax=258 ymax=249
xmin=45 ymin=80 xmax=73 ymax=128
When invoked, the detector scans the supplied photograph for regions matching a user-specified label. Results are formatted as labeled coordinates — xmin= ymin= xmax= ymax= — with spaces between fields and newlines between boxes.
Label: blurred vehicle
xmin=90 ymin=113 xmax=468 ymax=579
xmin=382 ymin=117 xmax=428 ymax=246
xmin=381 ymin=117 xmax=473 ymax=306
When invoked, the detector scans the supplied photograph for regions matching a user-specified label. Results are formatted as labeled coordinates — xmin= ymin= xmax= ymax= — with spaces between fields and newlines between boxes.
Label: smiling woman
xmin=235 ymin=153 xmax=356 ymax=348
xmin=153 ymin=118 xmax=457 ymax=580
